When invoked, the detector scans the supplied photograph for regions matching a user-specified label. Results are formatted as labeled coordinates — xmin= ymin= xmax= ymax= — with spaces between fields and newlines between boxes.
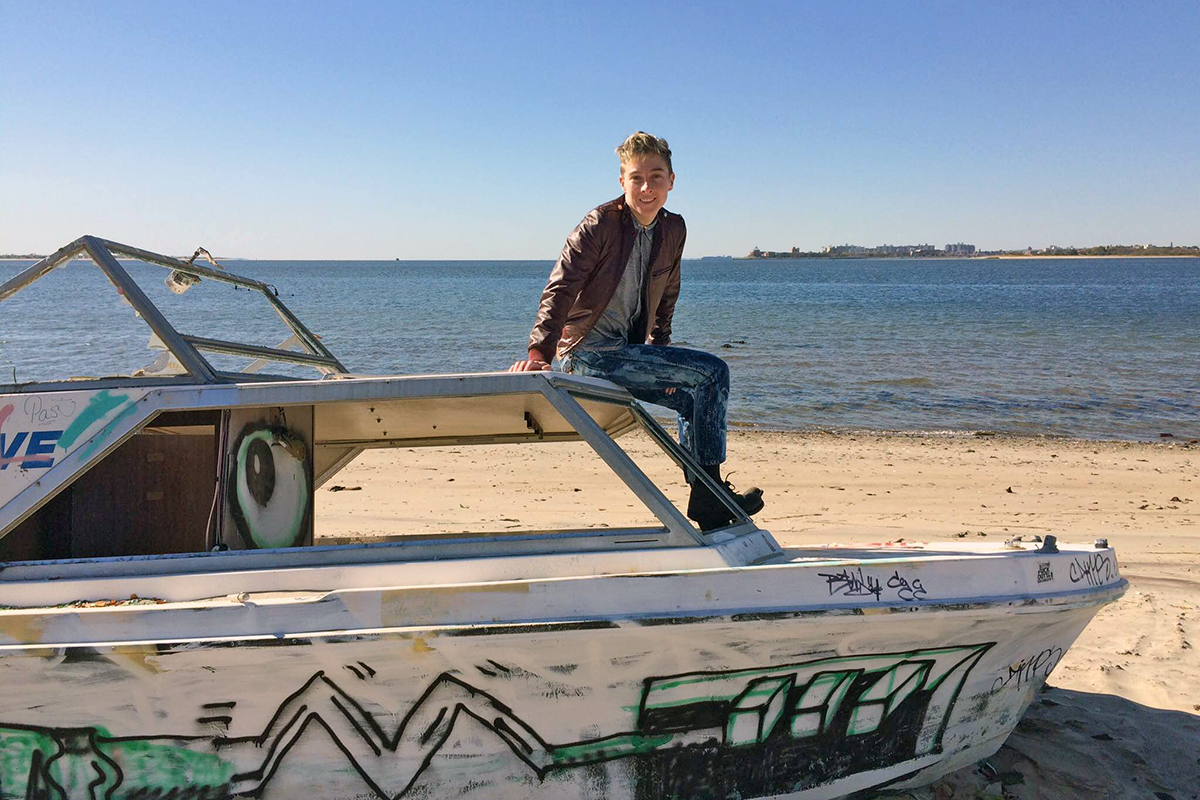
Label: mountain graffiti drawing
xmin=0 ymin=643 xmax=992 ymax=800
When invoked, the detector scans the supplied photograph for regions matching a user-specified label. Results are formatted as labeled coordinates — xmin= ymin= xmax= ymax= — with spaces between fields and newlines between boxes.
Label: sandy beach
xmin=319 ymin=429 xmax=1199 ymax=799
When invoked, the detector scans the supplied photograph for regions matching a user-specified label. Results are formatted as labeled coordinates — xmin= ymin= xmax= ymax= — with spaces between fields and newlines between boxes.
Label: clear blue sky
xmin=2 ymin=1 xmax=1197 ymax=258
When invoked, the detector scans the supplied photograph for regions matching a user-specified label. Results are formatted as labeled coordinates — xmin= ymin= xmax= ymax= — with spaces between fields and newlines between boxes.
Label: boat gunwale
xmin=0 ymin=578 xmax=1129 ymax=651
xmin=0 ymin=541 xmax=1126 ymax=612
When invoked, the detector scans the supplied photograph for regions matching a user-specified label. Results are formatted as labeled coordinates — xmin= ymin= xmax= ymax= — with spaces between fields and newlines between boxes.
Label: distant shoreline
xmin=4 ymin=254 xmax=1198 ymax=264
xmin=737 ymin=253 xmax=1200 ymax=261
xmin=978 ymin=254 xmax=1200 ymax=259
xmin=0 ymin=257 xmax=154 ymax=263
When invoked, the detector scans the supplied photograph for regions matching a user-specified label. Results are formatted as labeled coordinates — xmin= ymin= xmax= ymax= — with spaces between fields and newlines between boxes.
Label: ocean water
xmin=2 ymin=256 xmax=1197 ymax=441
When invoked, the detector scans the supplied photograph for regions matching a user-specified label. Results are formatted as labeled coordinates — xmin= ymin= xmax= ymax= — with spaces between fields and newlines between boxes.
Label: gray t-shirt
xmin=577 ymin=216 xmax=656 ymax=351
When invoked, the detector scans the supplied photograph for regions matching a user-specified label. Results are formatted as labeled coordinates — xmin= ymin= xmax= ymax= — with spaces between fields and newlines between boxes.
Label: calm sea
xmin=2 ymin=257 xmax=1197 ymax=441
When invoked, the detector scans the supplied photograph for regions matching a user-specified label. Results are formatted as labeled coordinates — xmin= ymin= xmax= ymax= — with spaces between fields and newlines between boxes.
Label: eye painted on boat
xmin=229 ymin=425 xmax=309 ymax=549
xmin=246 ymin=437 xmax=276 ymax=507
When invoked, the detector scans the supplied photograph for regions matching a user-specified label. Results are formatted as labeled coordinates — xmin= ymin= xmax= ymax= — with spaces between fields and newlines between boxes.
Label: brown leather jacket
xmin=528 ymin=195 xmax=686 ymax=360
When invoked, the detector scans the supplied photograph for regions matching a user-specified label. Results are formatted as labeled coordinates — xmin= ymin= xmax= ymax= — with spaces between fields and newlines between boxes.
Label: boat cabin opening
xmin=1 ymin=238 xmax=760 ymax=570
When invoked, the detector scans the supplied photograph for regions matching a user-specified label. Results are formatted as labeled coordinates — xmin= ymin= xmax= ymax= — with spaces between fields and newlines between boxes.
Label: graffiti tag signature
xmin=23 ymin=395 xmax=77 ymax=426
xmin=991 ymin=646 xmax=1064 ymax=692
xmin=817 ymin=567 xmax=883 ymax=600
xmin=1068 ymin=553 xmax=1114 ymax=587
xmin=886 ymin=571 xmax=928 ymax=602
xmin=818 ymin=568 xmax=934 ymax=602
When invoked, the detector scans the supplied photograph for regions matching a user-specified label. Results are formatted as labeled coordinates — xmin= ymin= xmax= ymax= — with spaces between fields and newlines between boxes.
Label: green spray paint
xmin=79 ymin=399 xmax=142 ymax=459
xmin=54 ymin=390 xmax=144 ymax=462
xmin=57 ymin=391 xmax=130 ymax=450
xmin=0 ymin=725 xmax=234 ymax=798
xmin=57 ymin=393 xmax=129 ymax=450
xmin=107 ymin=738 xmax=235 ymax=792
xmin=549 ymin=733 xmax=675 ymax=765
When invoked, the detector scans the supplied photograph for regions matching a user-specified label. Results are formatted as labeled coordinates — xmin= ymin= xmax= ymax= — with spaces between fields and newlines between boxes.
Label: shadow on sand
xmin=876 ymin=685 xmax=1200 ymax=799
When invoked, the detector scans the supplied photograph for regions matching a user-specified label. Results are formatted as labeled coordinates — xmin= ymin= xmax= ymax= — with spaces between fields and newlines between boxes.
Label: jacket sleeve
xmin=649 ymin=222 xmax=684 ymax=346
xmin=528 ymin=210 xmax=605 ymax=358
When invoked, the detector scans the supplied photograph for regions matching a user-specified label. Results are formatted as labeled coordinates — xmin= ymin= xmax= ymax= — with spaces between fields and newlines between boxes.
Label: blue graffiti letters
xmin=0 ymin=430 xmax=64 ymax=470
xmin=22 ymin=430 xmax=62 ymax=469
xmin=0 ymin=432 xmax=27 ymax=465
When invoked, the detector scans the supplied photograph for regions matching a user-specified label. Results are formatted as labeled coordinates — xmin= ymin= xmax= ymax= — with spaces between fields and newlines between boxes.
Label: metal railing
xmin=0 ymin=235 xmax=348 ymax=386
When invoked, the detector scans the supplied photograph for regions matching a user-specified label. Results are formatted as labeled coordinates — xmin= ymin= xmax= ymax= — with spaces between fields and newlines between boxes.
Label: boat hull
xmin=0 ymin=581 xmax=1121 ymax=800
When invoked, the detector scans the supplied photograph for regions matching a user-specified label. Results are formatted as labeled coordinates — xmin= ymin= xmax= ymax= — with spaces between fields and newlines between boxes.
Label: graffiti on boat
xmin=226 ymin=422 xmax=310 ymax=549
xmin=817 ymin=566 xmax=934 ymax=603
xmin=1 ymin=389 xmax=147 ymax=508
xmin=991 ymin=646 xmax=1064 ymax=693
xmin=0 ymin=643 xmax=992 ymax=799
xmin=1069 ymin=553 xmax=1115 ymax=587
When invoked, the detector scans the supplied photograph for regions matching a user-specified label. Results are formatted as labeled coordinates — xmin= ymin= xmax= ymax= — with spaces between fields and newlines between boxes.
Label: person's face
xmin=619 ymin=154 xmax=674 ymax=226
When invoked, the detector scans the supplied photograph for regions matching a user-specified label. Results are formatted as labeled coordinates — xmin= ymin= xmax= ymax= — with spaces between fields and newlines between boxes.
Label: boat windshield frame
xmin=0 ymin=236 xmax=347 ymax=391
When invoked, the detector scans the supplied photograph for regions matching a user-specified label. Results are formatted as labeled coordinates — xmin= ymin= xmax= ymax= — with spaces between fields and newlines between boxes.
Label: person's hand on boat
xmin=509 ymin=350 xmax=553 ymax=372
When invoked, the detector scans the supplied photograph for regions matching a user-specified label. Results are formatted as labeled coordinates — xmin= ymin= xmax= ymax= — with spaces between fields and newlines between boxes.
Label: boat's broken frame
xmin=1 ymin=238 xmax=761 ymax=565
xmin=0 ymin=235 xmax=348 ymax=390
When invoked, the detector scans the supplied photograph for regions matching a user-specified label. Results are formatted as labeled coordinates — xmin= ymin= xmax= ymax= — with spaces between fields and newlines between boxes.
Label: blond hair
xmin=616 ymin=131 xmax=673 ymax=174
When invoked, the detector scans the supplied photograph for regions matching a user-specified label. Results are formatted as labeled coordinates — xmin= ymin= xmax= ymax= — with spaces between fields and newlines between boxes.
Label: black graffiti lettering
xmin=886 ymin=571 xmax=929 ymax=602
xmin=0 ymin=646 xmax=995 ymax=800
xmin=990 ymin=646 xmax=1064 ymax=692
xmin=23 ymin=395 xmax=77 ymax=426
xmin=1068 ymin=554 xmax=1114 ymax=587
xmin=817 ymin=567 xmax=883 ymax=600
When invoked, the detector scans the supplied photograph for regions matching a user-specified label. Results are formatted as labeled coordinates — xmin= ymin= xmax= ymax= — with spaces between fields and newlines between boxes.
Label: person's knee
xmin=703 ymin=354 xmax=730 ymax=389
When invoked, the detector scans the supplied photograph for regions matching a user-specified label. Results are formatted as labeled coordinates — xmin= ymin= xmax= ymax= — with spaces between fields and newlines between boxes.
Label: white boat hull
xmin=0 ymin=563 xmax=1121 ymax=800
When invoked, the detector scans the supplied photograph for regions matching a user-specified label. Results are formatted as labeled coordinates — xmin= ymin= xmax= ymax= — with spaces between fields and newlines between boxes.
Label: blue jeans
xmin=562 ymin=344 xmax=728 ymax=466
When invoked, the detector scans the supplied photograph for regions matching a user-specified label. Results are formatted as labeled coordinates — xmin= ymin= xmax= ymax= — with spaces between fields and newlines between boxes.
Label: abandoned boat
xmin=0 ymin=236 xmax=1126 ymax=800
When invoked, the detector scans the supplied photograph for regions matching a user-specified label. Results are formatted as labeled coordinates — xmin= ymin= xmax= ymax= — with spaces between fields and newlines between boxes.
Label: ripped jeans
xmin=562 ymin=344 xmax=729 ymax=466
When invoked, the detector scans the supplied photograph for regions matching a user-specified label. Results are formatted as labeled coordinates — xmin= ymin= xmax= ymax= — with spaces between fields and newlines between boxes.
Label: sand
xmin=318 ymin=429 xmax=1200 ymax=799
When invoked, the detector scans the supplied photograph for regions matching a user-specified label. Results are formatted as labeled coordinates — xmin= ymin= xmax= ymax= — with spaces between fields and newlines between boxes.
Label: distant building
xmin=945 ymin=243 xmax=976 ymax=255
xmin=823 ymin=244 xmax=868 ymax=255
xmin=823 ymin=243 xmax=938 ymax=256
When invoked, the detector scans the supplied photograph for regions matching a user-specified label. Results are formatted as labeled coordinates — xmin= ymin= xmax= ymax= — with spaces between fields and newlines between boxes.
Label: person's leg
xmin=564 ymin=344 xmax=727 ymax=466
xmin=563 ymin=345 xmax=762 ymax=530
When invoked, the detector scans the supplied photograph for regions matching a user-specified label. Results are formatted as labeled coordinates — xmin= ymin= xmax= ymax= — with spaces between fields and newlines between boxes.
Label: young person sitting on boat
xmin=509 ymin=131 xmax=764 ymax=531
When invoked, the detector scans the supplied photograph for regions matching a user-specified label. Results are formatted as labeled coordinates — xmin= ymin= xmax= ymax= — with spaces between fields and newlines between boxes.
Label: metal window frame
xmin=0 ymin=236 xmax=348 ymax=387
xmin=541 ymin=374 xmax=753 ymax=544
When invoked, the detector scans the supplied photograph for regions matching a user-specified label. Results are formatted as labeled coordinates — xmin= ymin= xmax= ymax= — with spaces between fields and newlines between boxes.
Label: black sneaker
xmin=687 ymin=480 xmax=765 ymax=531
